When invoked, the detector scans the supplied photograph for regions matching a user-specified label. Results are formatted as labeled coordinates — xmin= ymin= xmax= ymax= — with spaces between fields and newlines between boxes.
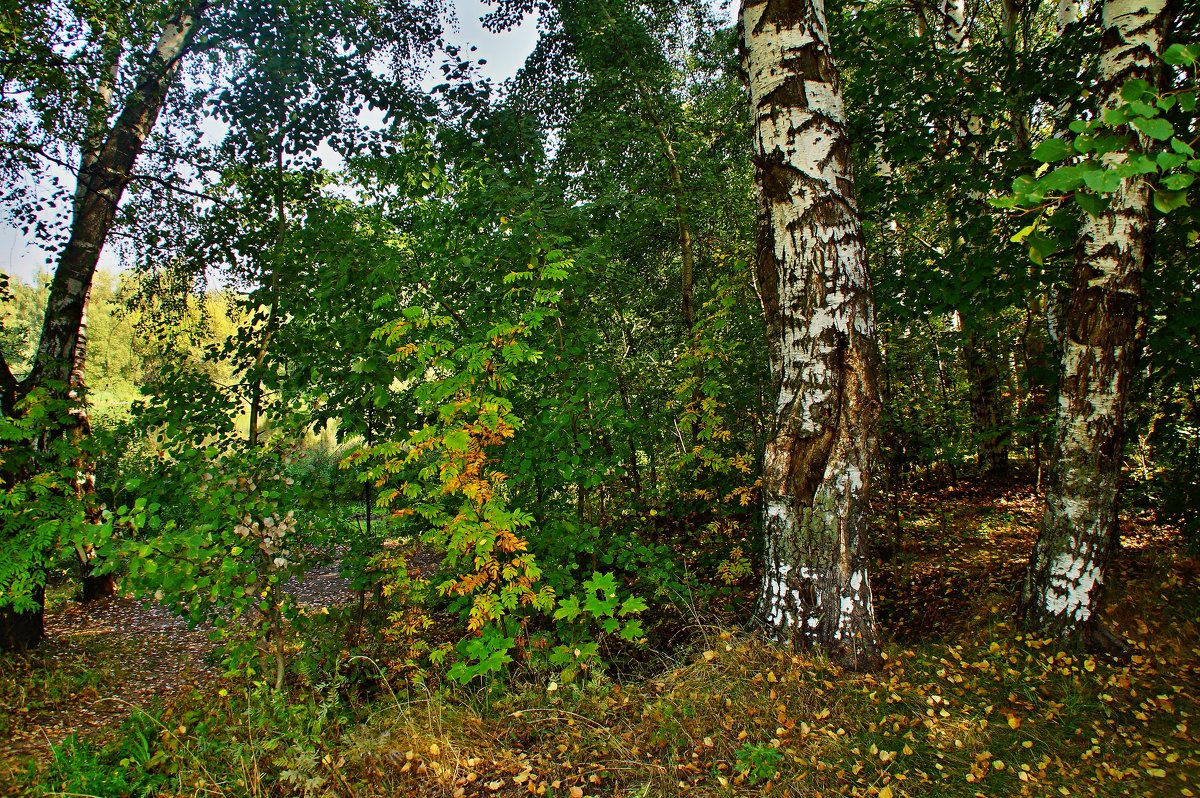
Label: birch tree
xmin=0 ymin=0 xmax=443 ymax=651
xmin=741 ymin=0 xmax=883 ymax=670
xmin=1021 ymin=0 xmax=1174 ymax=646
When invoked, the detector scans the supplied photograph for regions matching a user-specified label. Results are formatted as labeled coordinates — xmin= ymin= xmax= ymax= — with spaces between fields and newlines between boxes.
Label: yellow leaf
xmin=1008 ymin=716 xmax=1021 ymax=729
xmin=879 ymin=787 xmax=894 ymax=798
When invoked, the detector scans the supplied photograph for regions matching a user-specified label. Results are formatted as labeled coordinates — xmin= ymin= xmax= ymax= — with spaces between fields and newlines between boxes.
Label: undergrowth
xmin=5 ymin=483 xmax=1199 ymax=797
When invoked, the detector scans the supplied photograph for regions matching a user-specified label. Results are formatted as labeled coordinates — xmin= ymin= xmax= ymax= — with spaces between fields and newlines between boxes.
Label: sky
xmin=1 ymin=0 xmax=541 ymax=286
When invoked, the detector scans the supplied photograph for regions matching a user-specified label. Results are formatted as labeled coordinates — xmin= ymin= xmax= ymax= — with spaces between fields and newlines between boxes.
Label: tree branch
xmin=3 ymin=140 xmax=81 ymax=175
xmin=127 ymin=171 xmax=239 ymax=209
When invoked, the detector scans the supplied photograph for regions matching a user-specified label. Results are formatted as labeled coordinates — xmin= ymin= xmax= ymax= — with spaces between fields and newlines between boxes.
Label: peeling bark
xmin=1021 ymin=0 xmax=1172 ymax=645
xmin=741 ymin=0 xmax=882 ymax=670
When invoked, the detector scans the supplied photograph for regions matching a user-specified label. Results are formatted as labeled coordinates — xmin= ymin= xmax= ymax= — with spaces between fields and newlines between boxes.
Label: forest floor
xmin=3 ymin=479 xmax=1199 ymax=797
xmin=0 ymin=560 xmax=353 ymax=786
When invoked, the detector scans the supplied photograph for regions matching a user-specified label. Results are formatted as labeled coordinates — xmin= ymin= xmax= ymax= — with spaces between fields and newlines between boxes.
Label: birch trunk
xmin=741 ymin=0 xmax=882 ymax=670
xmin=1021 ymin=0 xmax=1171 ymax=645
xmin=19 ymin=2 xmax=206 ymax=399
xmin=0 ymin=1 xmax=206 ymax=651
xmin=73 ymin=30 xmax=122 ymax=604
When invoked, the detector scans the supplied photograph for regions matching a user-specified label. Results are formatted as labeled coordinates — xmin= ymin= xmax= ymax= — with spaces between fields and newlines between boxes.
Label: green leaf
xmin=1033 ymin=138 xmax=1074 ymax=163
xmin=1171 ymin=138 xmax=1196 ymax=156
xmin=1011 ymin=224 xmax=1036 ymax=244
xmin=1083 ymin=169 xmax=1124 ymax=194
xmin=1153 ymin=188 xmax=1189 ymax=213
xmin=1103 ymin=106 xmax=1132 ymax=126
xmin=619 ymin=620 xmax=644 ymax=641
xmin=553 ymin=596 xmax=582 ymax=621
xmin=1074 ymin=191 xmax=1108 ymax=217
xmin=1131 ymin=117 xmax=1174 ymax=141
xmin=619 ymin=595 xmax=649 ymax=616
xmin=1129 ymin=100 xmax=1156 ymax=117
xmin=1119 ymin=79 xmax=1152 ymax=102
xmin=1121 ymin=153 xmax=1160 ymax=175
xmin=443 ymin=429 xmax=471 ymax=451
xmin=1026 ymin=231 xmax=1062 ymax=266
xmin=1163 ymin=173 xmax=1195 ymax=191
xmin=584 ymin=571 xmax=618 ymax=597
xmin=1157 ymin=151 xmax=1187 ymax=170
xmin=1039 ymin=165 xmax=1084 ymax=193
xmin=1162 ymin=43 xmax=1199 ymax=66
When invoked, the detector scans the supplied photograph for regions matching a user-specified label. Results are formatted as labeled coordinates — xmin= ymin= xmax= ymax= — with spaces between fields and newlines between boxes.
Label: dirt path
xmin=0 ymin=560 xmax=353 ymax=783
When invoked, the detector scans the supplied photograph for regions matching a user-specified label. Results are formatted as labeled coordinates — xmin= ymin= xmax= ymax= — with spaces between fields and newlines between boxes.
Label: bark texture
xmin=741 ymin=0 xmax=883 ymax=670
xmin=1021 ymin=0 xmax=1171 ymax=643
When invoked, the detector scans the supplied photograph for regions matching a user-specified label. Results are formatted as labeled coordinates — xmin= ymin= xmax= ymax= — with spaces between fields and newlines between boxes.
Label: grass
xmin=5 ymin=481 xmax=1200 ymax=797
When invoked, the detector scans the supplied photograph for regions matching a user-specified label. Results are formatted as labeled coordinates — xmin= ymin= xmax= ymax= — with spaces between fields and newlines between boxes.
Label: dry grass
xmin=7 ymin=483 xmax=1200 ymax=797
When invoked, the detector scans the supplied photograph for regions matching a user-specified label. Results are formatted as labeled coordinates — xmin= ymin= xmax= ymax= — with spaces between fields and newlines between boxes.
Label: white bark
xmin=1023 ymin=0 xmax=1170 ymax=642
xmin=742 ymin=0 xmax=882 ymax=669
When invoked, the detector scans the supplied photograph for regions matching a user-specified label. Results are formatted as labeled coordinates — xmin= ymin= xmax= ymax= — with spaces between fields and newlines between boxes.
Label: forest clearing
xmin=2 ymin=0 xmax=1198 ymax=795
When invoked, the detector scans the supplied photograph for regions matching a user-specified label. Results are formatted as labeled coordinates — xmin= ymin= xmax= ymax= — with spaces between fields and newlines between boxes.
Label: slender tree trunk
xmin=71 ymin=286 xmax=117 ymax=602
xmin=248 ymin=139 xmax=288 ymax=448
xmin=0 ymin=1 xmax=207 ymax=651
xmin=0 ymin=584 xmax=44 ymax=651
xmin=963 ymin=325 xmax=1010 ymax=477
xmin=1020 ymin=296 xmax=1053 ymax=491
xmin=741 ymin=0 xmax=883 ymax=670
xmin=1021 ymin=0 xmax=1172 ymax=646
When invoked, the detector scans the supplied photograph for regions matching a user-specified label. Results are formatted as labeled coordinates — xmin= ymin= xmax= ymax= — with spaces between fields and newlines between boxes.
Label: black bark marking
xmin=1065 ymin=285 xmax=1139 ymax=347
xmin=754 ymin=0 xmax=814 ymax=34
xmin=757 ymin=150 xmax=806 ymax=205
xmin=761 ymin=73 xmax=809 ymax=110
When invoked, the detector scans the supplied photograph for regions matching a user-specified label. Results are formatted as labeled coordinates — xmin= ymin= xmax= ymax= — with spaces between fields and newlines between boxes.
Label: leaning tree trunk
xmin=1021 ymin=0 xmax=1171 ymax=646
xmin=0 ymin=1 xmax=207 ymax=651
xmin=741 ymin=0 xmax=883 ymax=671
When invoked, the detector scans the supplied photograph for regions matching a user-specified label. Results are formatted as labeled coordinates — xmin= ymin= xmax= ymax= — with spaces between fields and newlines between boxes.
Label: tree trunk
xmin=741 ymin=0 xmax=883 ymax=671
xmin=20 ymin=2 xmax=206 ymax=400
xmin=1021 ymin=0 xmax=1171 ymax=645
xmin=963 ymin=325 xmax=1011 ymax=477
xmin=0 ymin=584 xmax=44 ymax=651
xmin=0 ymin=1 xmax=207 ymax=650
xmin=71 ymin=286 xmax=117 ymax=602
xmin=1020 ymin=296 xmax=1054 ymax=491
